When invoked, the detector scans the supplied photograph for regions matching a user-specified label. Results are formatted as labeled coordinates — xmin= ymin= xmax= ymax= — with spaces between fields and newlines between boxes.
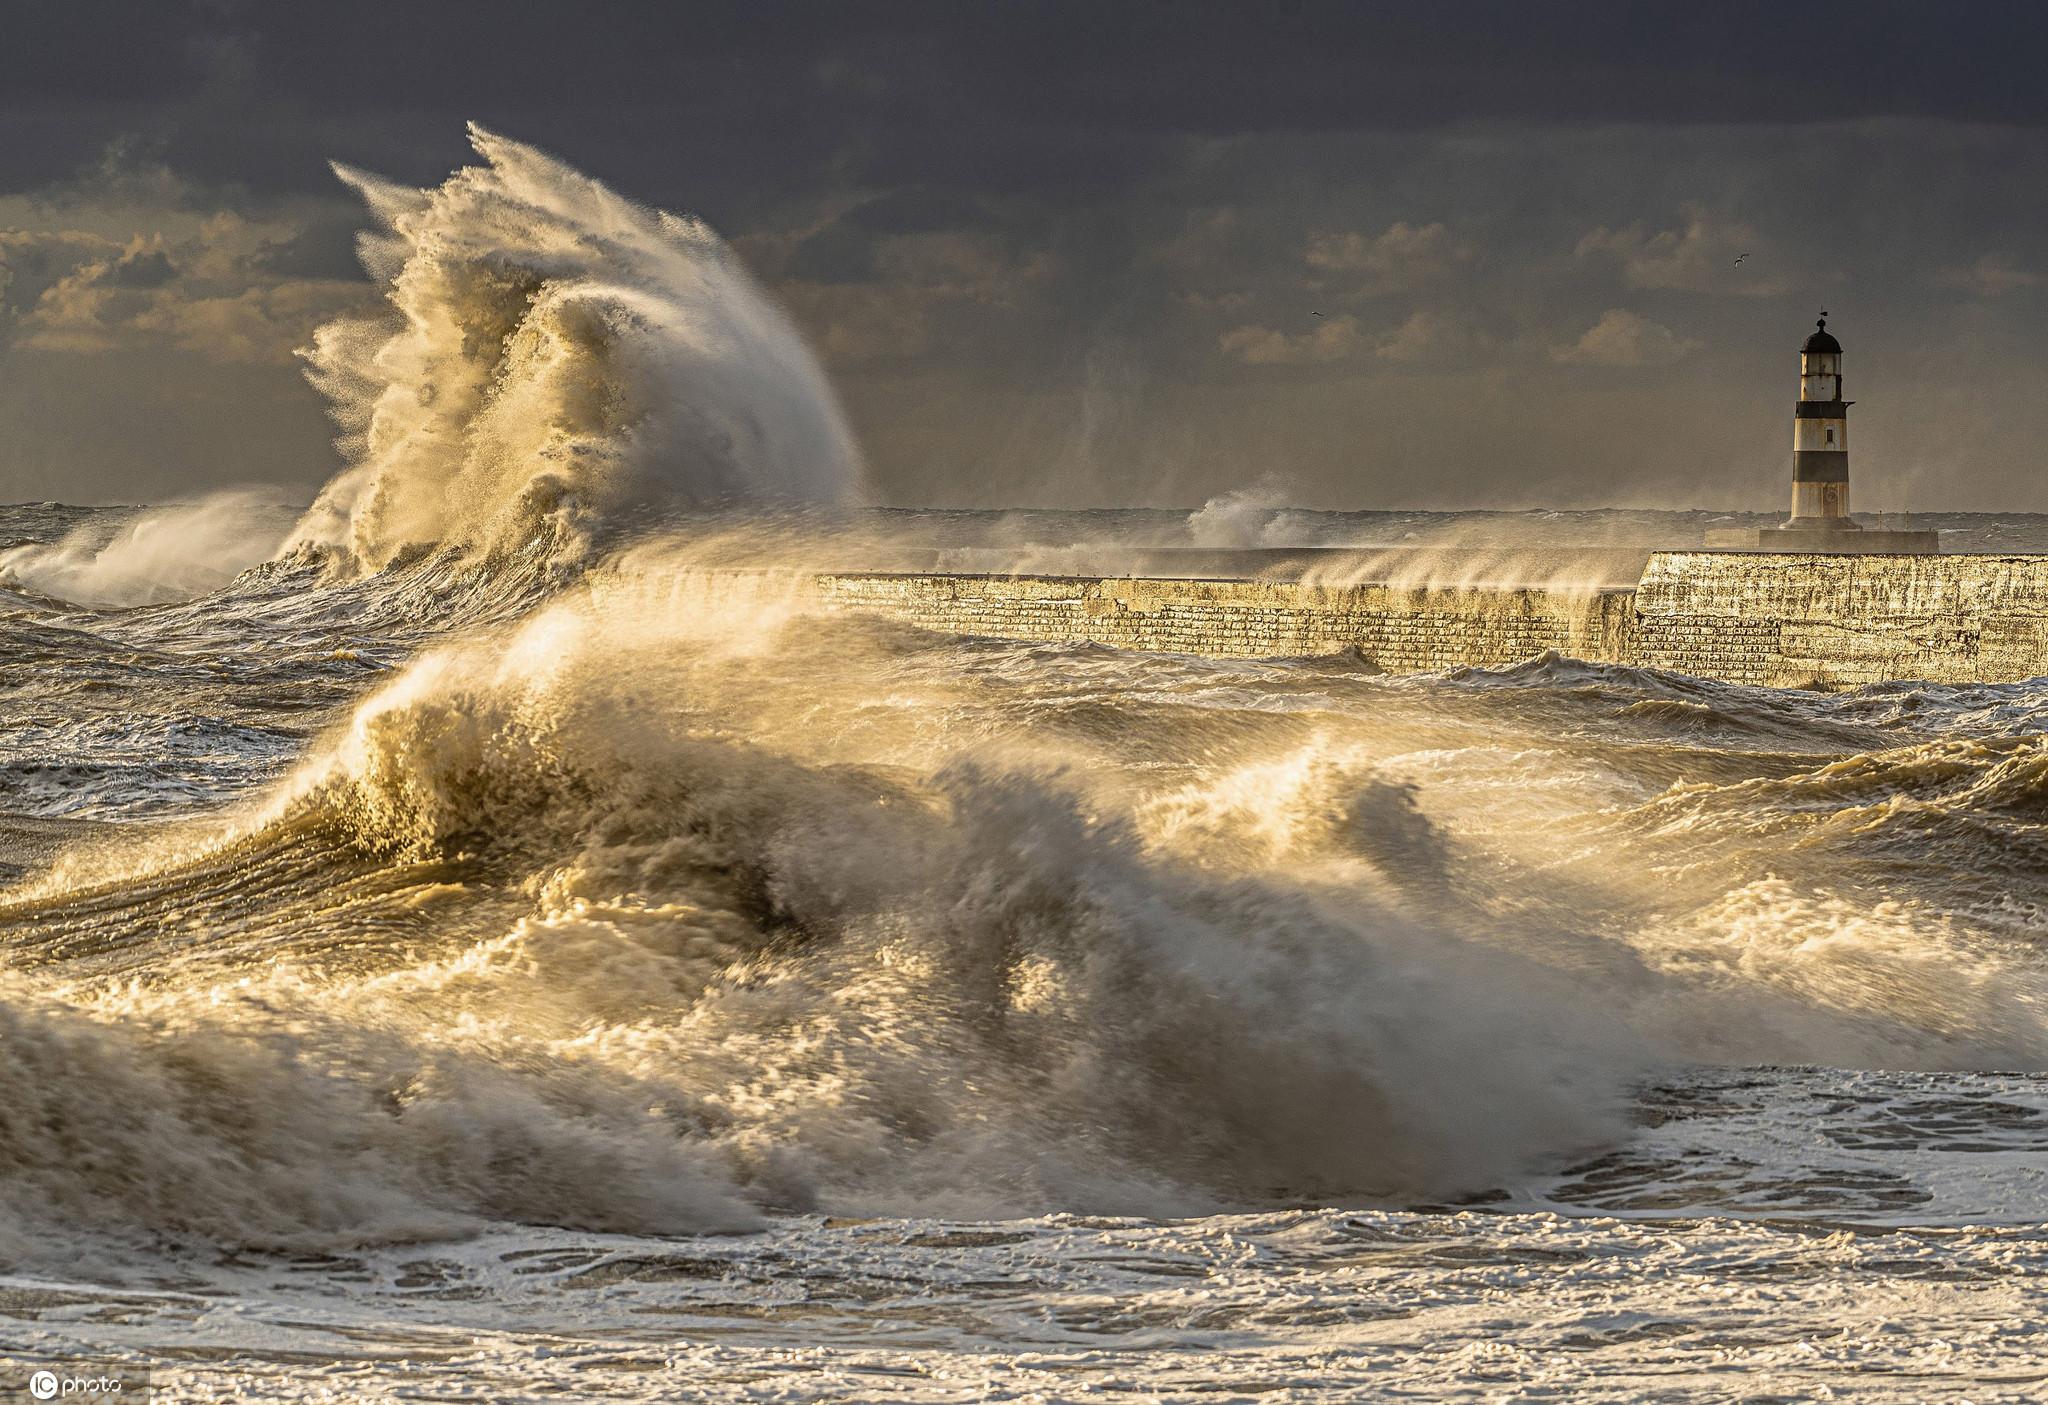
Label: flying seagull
xmin=1310 ymin=310 xmax=1326 ymax=317
xmin=1733 ymin=253 xmax=1750 ymax=267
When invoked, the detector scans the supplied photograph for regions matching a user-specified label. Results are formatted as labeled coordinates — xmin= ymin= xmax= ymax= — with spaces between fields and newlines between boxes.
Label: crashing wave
xmin=0 ymin=560 xmax=1637 ymax=1250
xmin=285 ymin=124 xmax=864 ymax=572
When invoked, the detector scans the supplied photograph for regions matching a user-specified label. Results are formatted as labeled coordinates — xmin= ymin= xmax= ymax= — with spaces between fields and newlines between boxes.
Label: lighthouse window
xmin=1826 ymin=427 xmax=1835 ymax=445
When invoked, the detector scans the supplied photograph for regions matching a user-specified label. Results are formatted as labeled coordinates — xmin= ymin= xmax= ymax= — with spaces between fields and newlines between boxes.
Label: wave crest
xmin=0 ymin=563 xmax=1634 ymax=1250
xmin=286 ymin=125 xmax=863 ymax=572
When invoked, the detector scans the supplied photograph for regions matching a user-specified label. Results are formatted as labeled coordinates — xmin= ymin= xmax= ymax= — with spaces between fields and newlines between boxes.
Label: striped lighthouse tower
xmin=1705 ymin=313 xmax=1938 ymax=551
xmin=1788 ymin=313 xmax=1855 ymax=527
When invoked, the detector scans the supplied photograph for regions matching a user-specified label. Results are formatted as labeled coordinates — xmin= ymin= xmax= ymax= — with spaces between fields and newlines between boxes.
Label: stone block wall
xmin=816 ymin=572 xmax=1637 ymax=672
xmin=1635 ymin=552 xmax=2048 ymax=686
xmin=813 ymin=555 xmax=2048 ymax=686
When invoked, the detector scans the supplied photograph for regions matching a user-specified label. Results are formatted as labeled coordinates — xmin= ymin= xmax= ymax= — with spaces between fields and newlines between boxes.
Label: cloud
xmin=8 ymin=93 xmax=2048 ymax=511
xmin=0 ymin=228 xmax=119 ymax=308
xmin=1550 ymin=309 xmax=1699 ymax=367
xmin=765 ymin=191 xmax=1055 ymax=370
xmin=1225 ymin=306 xmax=1497 ymax=370
xmin=135 ymin=281 xmax=368 ymax=364
xmin=1575 ymin=207 xmax=1793 ymax=296
xmin=1218 ymin=314 xmax=1364 ymax=365
xmin=1216 ymin=306 xmax=1495 ymax=370
xmin=99 ymin=240 xmax=177 ymax=289
xmin=1175 ymin=289 xmax=1253 ymax=314
xmin=1304 ymin=221 xmax=1473 ymax=295
xmin=780 ymin=189 xmax=1043 ymax=297
xmin=1157 ymin=207 xmax=1264 ymax=283
xmin=0 ymin=141 xmax=371 ymax=365
xmin=1936 ymin=253 xmax=2043 ymax=296
xmin=1374 ymin=308 xmax=1487 ymax=365
xmin=21 ymin=253 xmax=358 ymax=365
xmin=8 ymin=219 xmax=365 ymax=365
xmin=778 ymin=281 xmax=937 ymax=364
xmin=772 ymin=222 xmax=1052 ymax=370
xmin=873 ymin=229 xmax=1049 ymax=304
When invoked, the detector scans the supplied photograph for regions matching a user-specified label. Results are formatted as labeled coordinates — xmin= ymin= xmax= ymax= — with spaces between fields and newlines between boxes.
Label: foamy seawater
xmin=4 ymin=497 xmax=2048 ymax=1401
xmin=0 ymin=121 xmax=2043 ymax=1403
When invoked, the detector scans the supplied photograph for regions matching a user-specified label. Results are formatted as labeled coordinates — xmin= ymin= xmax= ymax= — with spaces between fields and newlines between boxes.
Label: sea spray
xmin=286 ymin=125 xmax=864 ymax=572
xmin=1185 ymin=477 xmax=1296 ymax=547
xmin=9 ymin=535 xmax=2048 ymax=1264
xmin=0 ymin=490 xmax=297 ymax=607
xmin=0 ymin=553 xmax=1644 ymax=1251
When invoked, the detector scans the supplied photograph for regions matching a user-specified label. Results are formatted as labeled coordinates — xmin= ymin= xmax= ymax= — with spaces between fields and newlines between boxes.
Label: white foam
xmin=285 ymin=126 xmax=864 ymax=571
xmin=0 ymin=491 xmax=293 ymax=607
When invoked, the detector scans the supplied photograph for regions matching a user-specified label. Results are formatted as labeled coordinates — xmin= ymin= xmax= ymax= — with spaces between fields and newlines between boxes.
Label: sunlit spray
xmin=286 ymin=124 xmax=865 ymax=571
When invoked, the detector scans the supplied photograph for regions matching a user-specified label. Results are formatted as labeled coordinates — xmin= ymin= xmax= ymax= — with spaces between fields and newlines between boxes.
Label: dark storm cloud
xmin=784 ymin=189 xmax=1010 ymax=284
xmin=99 ymin=245 xmax=176 ymax=289
xmin=10 ymin=2 xmax=2048 ymax=200
xmin=6 ymin=1 xmax=2048 ymax=508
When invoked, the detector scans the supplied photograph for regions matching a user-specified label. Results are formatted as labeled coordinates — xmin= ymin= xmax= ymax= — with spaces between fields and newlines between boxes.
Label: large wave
xmin=11 ymin=551 xmax=2048 ymax=1258
xmin=285 ymin=125 xmax=864 ymax=572
xmin=0 ymin=560 xmax=1645 ymax=1253
xmin=8 ymin=126 xmax=2047 ymax=1265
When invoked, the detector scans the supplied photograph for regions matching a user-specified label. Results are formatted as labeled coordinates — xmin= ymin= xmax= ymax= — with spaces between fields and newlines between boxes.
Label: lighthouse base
xmin=1703 ymin=523 xmax=1942 ymax=554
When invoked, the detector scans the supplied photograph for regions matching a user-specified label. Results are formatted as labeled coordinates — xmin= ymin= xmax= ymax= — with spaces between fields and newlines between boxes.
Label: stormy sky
xmin=4 ymin=0 xmax=2048 ymax=511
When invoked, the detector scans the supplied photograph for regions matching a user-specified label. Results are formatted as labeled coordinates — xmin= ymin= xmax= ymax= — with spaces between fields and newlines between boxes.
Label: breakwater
xmin=816 ymin=551 xmax=2048 ymax=686
xmin=1634 ymin=552 xmax=2048 ymax=686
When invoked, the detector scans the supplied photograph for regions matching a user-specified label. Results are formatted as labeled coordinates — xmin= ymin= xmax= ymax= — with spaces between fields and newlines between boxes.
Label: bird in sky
xmin=1733 ymin=252 xmax=1750 ymax=267
xmin=1310 ymin=310 xmax=1326 ymax=317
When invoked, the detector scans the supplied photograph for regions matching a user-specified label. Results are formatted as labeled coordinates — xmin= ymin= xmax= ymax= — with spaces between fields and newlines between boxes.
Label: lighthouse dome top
xmin=1802 ymin=316 xmax=1841 ymax=354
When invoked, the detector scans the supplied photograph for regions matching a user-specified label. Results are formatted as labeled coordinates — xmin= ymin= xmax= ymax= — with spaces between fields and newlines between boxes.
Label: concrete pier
xmin=1702 ymin=527 xmax=1944 ymax=553
xmin=816 ymin=551 xmax=2048 ymax=687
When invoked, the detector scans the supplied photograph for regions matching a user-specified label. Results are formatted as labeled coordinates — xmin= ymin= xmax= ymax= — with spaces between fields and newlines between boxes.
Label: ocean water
xmin=4 ymin=501 xmax=2048 ymax=1402
xmin=2 ymin=127 xmax=2046 ymax=1402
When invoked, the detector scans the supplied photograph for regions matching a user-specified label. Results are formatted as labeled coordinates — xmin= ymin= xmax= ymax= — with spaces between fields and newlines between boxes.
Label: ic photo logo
xmin=25 ymin=1369 xmax=129 ymax=1400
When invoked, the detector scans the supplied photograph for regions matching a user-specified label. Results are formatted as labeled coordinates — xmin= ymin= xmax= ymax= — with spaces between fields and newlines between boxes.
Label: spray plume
xmin=0 ymin=491 xmax=295 ymax=608
xmin=286 ymin=124 xmax=864 ymax=571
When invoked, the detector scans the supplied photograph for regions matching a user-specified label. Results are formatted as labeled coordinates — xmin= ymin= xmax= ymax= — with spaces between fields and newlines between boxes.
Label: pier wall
xmin=816 ymin=572 xmax=1638 ymax=672
xmin=815 ymin=553 xmax=2048 ymax=686
xmin=1633 ymin=552 xmax=2048 ymax=686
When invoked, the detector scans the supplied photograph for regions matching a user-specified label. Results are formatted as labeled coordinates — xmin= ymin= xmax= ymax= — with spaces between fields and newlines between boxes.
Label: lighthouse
xmin=1704 ymin=313 xmax=1940 ymax=553
xmin=1788 ymin=315 xmax=1853 ymax=527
